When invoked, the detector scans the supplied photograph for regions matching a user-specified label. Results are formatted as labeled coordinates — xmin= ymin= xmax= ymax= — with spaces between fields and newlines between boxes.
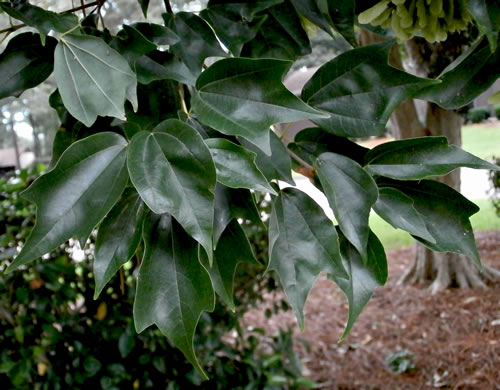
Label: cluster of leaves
xmin=1 ymin=0 xmax=499 ymax=377
xmin=0 ymin=168 xmax=311 ymax=390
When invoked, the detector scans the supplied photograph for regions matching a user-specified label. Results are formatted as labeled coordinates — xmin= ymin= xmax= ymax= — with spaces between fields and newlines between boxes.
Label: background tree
xmin=0 ymin=0 xmax=499 ymax=378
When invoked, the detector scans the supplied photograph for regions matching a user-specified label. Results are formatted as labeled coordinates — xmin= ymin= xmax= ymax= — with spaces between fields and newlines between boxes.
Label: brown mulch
xmin=245 ymin=230 xmax=500 ymax=390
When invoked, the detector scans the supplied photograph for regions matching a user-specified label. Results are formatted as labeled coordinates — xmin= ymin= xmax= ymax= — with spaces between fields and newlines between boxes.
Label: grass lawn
xmin=371 ymin=199 xmax=500 ymax=250
xmin=462 ymin=122 xmax=500 ymax=160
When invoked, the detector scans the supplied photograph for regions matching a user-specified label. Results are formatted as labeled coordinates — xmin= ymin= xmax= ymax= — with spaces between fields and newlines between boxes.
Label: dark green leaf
xmin=0 ymin=33 xmax=56 ymax=99
xmin=137 ymin=0 xmax=150 ymax=17
xmin=135 ymin=51 xmax=197 ymax=86
xmin=94 ymin=189 xmax=145 ymax=298
xmin=126 ymin=80 xmax=180 ymax=131
xmin=7 ymin=133 xmax=128 ymax=272
xmin=134 ymin=214 xmax=214 ymax=378
xmin=0 ymin=1 xmax=78 ymax=41
xmin=118 ymin=326 xmax=136 ymax=358
xmin=163 ymin=12 xmax=226 ymax=73
xmin=302 ymin=40 xmax=438 ymax=137
xmin=192 ymin=58 xmax=327 ymax=154
xmin=127 ymin=120 xmax=216 ymax=262
xmin=329 ymin=229 xmax=387 ymax=340
xmin=291 ymin=0 xmax=357 ymax=47
xmin=467 ymin=0 xmax=500 ymax=52
xmin=378 ymin=179 xmax=481 ymax=266
xmin=201 ymin=219 xmax=259 ymax=310
xmin=364 ymin=136 xmax=499 ymax=180
xmin=268 ymin=188 xmax=347 ymax=330
xmin=241 ymin=0 xmax=311 ymax=61
xmin=415 ymin=37 xmax=500 ymax=109
xmin=207 ymin=0 xmax=282 ymax=18
xmin=214 ymin=184 xmax=263 ymax=248
xmin=314 ymin=152 xmax=378 ymax=261
xmin=110 ymin=24 xmax=157 ymax=66
xmin=130 ymin=22 xmax=179 ymax=45
xmin=373 ymin=187 xmax=435 ymax=243
xmin=239 ymin=132 xmax=296 ymax=185
xmin=206 ymin=138 xmax=276 ymax=194
xmin=54 ymin=34 xmax=138 ymax=127
xmin=288 ymin=127 xmax=369 ymax=166
xmin=201 ymin=5 xmax=268 ymax=55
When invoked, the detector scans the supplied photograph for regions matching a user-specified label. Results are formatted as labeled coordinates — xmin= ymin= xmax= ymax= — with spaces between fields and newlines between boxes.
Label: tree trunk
xmin=359 ymin=31 xmax=499 ymax=291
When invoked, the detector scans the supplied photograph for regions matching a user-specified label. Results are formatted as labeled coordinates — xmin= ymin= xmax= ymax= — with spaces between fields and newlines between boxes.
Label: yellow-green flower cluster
xmin=358 ymin=0 xmax=472 ymax=42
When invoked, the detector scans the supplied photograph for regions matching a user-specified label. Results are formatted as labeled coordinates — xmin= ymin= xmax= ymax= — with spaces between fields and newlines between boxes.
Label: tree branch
xmin=0 ymin=0 xmax=106 ymax=35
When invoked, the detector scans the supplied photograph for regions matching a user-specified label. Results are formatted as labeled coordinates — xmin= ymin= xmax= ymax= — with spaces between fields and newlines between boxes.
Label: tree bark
xmin=359 ymin=31 xmax=498 ymax=291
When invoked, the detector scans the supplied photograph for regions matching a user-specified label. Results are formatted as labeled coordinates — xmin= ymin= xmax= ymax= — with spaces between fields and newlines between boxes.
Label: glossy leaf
xmin=134 ymin=214 xmax=214 ymax=378
xmin=415 ymin=37 xmax=500 ymax=109
xmin=290 ymin=0 xmax=357 ymax=47
xmin=315 ymin=152 xmax=378 ymax=261
xmin=192 ymin=58 xmax=327 ymax=154
xmin=164 ymin=12 xmax=226 ymax=73
xmin=239 ymin=132 xmax=296 ymax=186
xmin=201 ymin=219 xmax=259 ymax=310
xmin=378 ymin=179 xmax=481 ymax=266
xmin=467 ymin=0 xmax=500 ymax=52
xmin=0 ymin=32 xmax=56 ymax=99
xmin=329 ymin=229 xmax=387 ymax=340
xmin=7 ymin=133 xmax=129 ymax=272
xmin=268 ymin=188 xmax=347 ymax=330
xmin=373 ymin=187 xmax=435 ymax=243
xmin=213 ymin=184 xmax=263 ymax=248
xmin=127 ymin=120 xmax=216 ymax=262
xmin=0 ymin=1 xmax=78 ymax=41
xmin=288 ymin=127 xmax=369 ymax=166
xmin=364 ymin=137 xmax=500 ymax=180
xmin=241 ymin=0 xmax=311 ymax=61
xmin=206 ymin=138 xmax=276 ymax=194
xmin=54 ymin=34 xmax=138 ymax=127
xmin=302 ymin=40 xmax=438 ymax=137
xmin=94 ymin=189 xmax=145 ymax=298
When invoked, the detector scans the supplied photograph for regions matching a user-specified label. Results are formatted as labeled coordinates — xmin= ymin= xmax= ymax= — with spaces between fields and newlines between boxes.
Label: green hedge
xmin=467 ymin=106 xmax=490 ymax=123
xmin=493 ymin=104 xmax=500 ymax=119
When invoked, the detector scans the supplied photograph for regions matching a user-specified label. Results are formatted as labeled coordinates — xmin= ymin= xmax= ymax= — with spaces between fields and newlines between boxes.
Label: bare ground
xmin=245 ymin=230 xmax=500 ymax=389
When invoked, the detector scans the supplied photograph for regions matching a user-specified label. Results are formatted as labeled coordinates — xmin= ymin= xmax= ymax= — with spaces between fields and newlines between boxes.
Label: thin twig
xmin=80 ymin=0 xmax=87 ymax=17
xmin=0 ymin=0 xmax=105 ymax=35
xmin=163 ymin=0 xmax=174 ymax=14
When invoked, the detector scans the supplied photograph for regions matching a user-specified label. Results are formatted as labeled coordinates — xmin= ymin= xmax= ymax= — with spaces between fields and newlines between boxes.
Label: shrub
xmin=489 ymin=157 xmax=500 ymax=217
xmin=0 ymin=168 xmax=312 ymax=390
xmin=467 ymin=107 xmax=490 ymax=123
xmin=493 ymin=104 xmax=500 ymax=119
